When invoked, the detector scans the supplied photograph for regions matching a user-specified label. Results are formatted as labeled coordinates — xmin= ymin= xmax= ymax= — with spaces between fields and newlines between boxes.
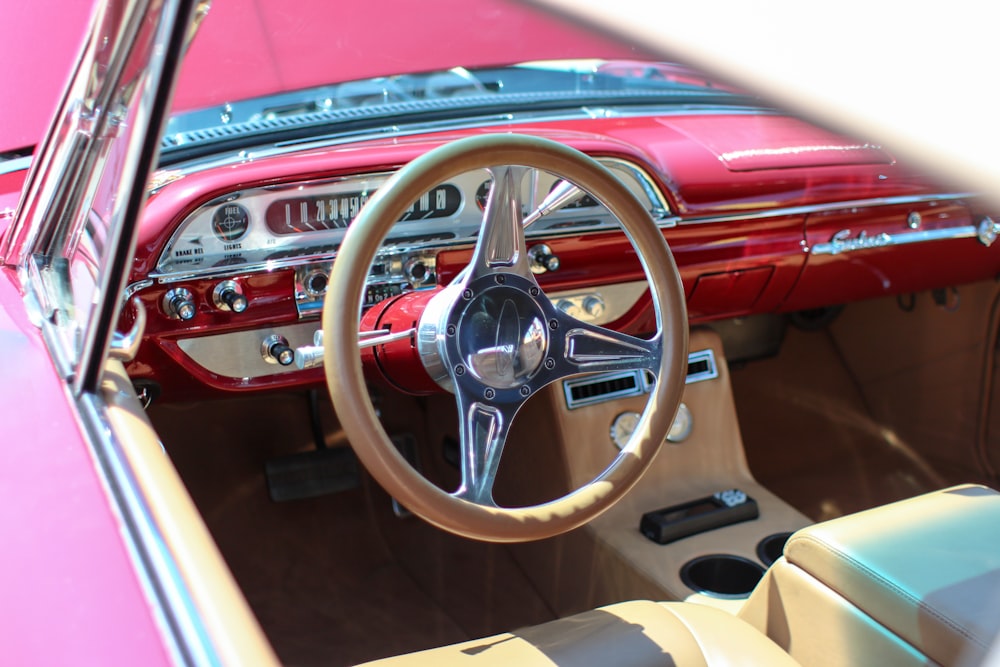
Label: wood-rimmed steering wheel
xmin=324 ymin=134 xmax=687 ymax=542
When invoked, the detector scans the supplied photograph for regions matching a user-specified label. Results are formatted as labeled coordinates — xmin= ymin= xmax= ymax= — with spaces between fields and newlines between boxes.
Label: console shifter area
xmin=640 ymin=489 xmax=760 ymax=544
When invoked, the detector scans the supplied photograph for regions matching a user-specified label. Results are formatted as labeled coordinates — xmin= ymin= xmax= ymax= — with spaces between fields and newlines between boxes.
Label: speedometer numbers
xmin=264 ymin=184 xmax=461 ymax=235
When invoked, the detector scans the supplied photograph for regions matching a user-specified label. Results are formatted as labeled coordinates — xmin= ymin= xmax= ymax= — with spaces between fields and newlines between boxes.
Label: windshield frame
xmin=5 ymin=0 xmax=197 ymax=397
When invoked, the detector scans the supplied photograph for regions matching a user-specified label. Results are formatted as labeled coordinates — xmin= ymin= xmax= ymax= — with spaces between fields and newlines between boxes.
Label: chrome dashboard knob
xmin=163 ymin=287 xmax=196 ymax=321
xmin=212 ymin=280 xmax=247 ymax=313
xmin=528 ymin=244 xmax=560 ymax=274
xmin=262 ymin=334 xmax=295 ymax=366
xmin=582 ymin=295 xmax=606 ymax=318
xmin=223 ymin=290 xmax=248 ymax=313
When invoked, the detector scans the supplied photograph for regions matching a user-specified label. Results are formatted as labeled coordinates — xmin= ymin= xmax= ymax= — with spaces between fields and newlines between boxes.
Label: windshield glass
xmin=163 ymin=60 xmax=745 ymax=162
xmin=162 ymin=2 xmax=750 ymax=165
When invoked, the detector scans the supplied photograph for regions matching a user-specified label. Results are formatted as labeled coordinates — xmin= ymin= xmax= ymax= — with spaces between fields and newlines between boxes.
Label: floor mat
xmin=153 ymin=394 xmax=555 ymax=666
xmin=731 ymin=326 xmax=952 ymax=521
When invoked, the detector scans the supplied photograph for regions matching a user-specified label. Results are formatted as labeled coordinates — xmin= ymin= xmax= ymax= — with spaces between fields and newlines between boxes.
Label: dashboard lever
xmin=294 ymin=328 xmax=416 ymax=370
xmin=523 ymin=179 xmax=585 ymax=227
xmin=358 ymin=328 xmax=415 ymax=349
xmin=295 ymin=345 xmax=325 ymax=370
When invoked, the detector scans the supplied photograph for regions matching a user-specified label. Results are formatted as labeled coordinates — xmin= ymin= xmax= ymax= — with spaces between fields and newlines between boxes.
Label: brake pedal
xmin=265 ymin=446 xmax=360 ymax=502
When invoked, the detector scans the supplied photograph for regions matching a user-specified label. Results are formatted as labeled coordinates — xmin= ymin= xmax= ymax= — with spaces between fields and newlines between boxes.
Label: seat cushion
xmin=784 ymin=484 xmax=1000 ymax=666
xmin=359 ymin=600 xmax=799 ymax=666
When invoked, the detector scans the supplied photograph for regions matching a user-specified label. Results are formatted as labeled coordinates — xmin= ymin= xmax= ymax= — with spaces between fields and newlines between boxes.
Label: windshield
xmin=162 ymin=59 xmax=747 ymax=163
xmin=161 ymin=1 xmax=753 ymax=165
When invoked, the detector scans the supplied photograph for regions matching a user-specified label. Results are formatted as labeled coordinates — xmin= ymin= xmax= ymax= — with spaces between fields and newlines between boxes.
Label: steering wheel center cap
xmin=457 ymin=285 xmax=547 ymax=389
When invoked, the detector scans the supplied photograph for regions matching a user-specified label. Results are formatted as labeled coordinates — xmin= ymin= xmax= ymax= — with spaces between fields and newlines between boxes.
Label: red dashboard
xmin=123 ymin=113 xmax=1000 ymax=400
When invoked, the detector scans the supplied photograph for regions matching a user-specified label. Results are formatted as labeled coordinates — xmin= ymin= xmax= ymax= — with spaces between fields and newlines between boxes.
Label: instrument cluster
xmin=152 ymin=159 xmax=671 ymax=284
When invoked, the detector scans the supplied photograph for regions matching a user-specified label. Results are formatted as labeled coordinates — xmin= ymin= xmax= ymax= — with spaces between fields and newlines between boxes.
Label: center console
xmin=505 ymin=328 xmax=811 ymax=614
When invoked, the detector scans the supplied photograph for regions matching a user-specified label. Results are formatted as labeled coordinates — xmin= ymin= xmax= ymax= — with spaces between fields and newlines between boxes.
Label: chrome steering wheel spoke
xmin=550 ymin=308 xmax=662 ymax=379
xmin=466 ymin=166 xmax=536 ymax=283
xmin=451 ymin=393 xmax=519 ymax=506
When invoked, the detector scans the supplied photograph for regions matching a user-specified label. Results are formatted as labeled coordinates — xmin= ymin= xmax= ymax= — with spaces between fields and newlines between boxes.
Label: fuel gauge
xmin=212 ymin=204 xmax=250 ymax=242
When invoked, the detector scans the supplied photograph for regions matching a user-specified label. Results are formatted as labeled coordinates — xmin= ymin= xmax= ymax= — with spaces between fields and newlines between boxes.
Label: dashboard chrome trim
xmin=563 ymin=347 xmax=719 ymax=409
xmin=122 ymin=192 xmax=978 ymax=301
xmin=547 ymin=280 xmax=647 ymax=327
xmin=177 ymin=321 xmax=320 ymax=378
xmin=668 ymin=192 xmax=975 ymax=228
xmin=685 ymin=348 xmax=719 ymax=383
xmin=564 ymin=369 xmax=646 ymax=409
xmin=812 ymin=222 xmax=985 ymax=256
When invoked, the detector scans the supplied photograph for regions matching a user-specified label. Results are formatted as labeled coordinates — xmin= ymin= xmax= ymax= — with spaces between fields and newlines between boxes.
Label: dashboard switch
xmin=212 ymin=280 xmax=248 ymax=313
xmin=262 ymin=334 xmax=295 ymax=366
xmin=304 ymin=270 xmax=329 ymax=296
xmin=404 ymin=259 xmax=430 ymax=287
xmin=582 ymin=295 xmax=606 ymax=318
xmin=163 ymin=288 xmax=196 ymax=321
xmin=528 ymin=244 xmax=560 ymax=274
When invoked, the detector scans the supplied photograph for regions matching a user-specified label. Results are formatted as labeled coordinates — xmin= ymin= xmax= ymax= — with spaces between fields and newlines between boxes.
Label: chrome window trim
xmin=76 ymin=390 xmax=217 ymax=667
xmin=9 ymin=0 xmax=225 ymax=662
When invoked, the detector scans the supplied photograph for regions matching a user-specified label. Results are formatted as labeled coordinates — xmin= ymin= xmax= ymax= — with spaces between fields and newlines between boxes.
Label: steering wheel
xmin=324 ymin=134 xmax=687 ymax=542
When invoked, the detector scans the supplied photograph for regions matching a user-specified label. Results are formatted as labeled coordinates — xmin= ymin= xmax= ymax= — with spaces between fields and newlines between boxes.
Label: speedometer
xmin=264 ymin=184 xmax=462 ymax=235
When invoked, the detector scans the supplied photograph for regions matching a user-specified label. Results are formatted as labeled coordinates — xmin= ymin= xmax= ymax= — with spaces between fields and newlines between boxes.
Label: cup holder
xmin=680 ymin=554 xmax=765 ymax=598
xmin=756 ymin=532 xmax=793 ymax=567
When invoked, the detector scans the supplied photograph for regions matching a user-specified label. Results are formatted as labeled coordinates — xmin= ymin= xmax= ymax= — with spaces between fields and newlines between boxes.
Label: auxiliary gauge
xmin=475 ymin=179 xmax=492 ymax=210
xmin=610 ymin=411 xmax=642 ymax=450
xmin=610 ymin=403 xmax=693 ymax=450
xmin=212 ymin=203 xmax=250 ymax=242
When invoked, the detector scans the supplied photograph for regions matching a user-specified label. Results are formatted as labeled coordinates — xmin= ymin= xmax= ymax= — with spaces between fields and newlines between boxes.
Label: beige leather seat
xmin=363 ymin=485 xmax=1000 ymax=667
xmin=361 ymin=599 xmax=800 ymax=666
xmin=740 ymin=484 xmax=1000 ymax=666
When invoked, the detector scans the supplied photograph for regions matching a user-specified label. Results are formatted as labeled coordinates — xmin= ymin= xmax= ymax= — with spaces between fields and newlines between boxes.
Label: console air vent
xmin=563 ymin=348 xmax=719 ymax=409
xmin=686 ymin=349 xmax=719 ymax=383
xmin=564 ymin=370 xmax=645 ymax=409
